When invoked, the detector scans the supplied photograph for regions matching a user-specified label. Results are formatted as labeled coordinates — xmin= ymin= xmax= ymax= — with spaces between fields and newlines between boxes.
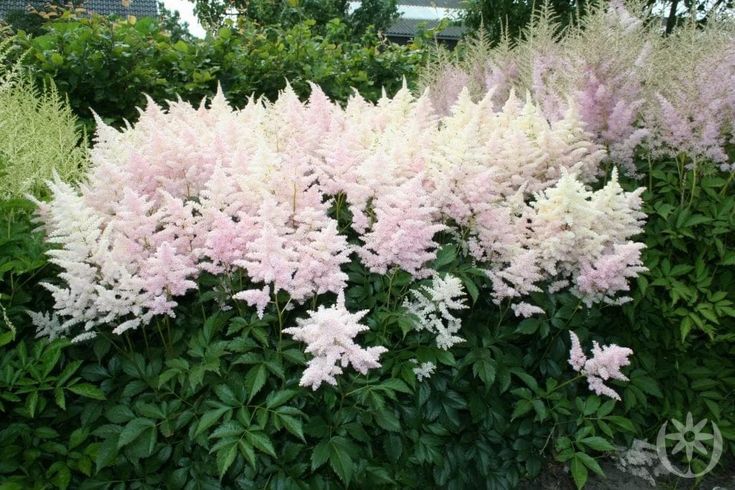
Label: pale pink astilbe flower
xmin=31 ymin=178 xmax=105 ymax=339
xmin=358 ymin=175 xmax=445 ymax=278
xmin=568 ymin=330 xmax=587 ymax=372
xmin=484 ymin=91 xmax=605 ymax=195
xmin=233 ymin=285 xmax=271 ymax=319
xmin=487 ymin=249 xmax=544 ymax=303
xmin=234 ymin=194 xmax=350 ymax=303
xmin=481 ymin=37 xmax=521 ymax=110
xmin=484 ymin=169 xmax=646 ymax=309
xmin=645 ymin=25 xmax=735 ymax=165
xmin=588 ymin=168 xmax=646 ymax=244
xmin=412 ymin=360 xmax=436 ymax=382
xmin=140 ymin=242 xmax=198 ymax=316
xmin=542 ymin=101 xmax=607 ymax=184
xmin=428 ymin=65 xmax=471 ymax=116
xmin=576 ymin=242 xmax=646 ymax=306
xmin=559 ymin=1 xmax=653 ymax=173
xmin=568 ymin=331 xmax=633 ymax=400
xmin=529 ymin=170 xmax=599 ymax=277
xmin=38 ymin=87 xmax=356 ymax=341
xmin=283 ymin=292 xmax=387 ymax=390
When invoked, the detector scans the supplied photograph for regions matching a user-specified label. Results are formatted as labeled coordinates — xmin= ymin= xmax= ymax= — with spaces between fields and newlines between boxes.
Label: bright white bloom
xmin=404 ymin=274 xmax=467 ymax=349
xmin=511 ymin=302 xmax=545 ymax=318
xmin=283 ymin=292 xmax=387 ymax=390
xmin=412 ymin=361 xmax=436 ymax=382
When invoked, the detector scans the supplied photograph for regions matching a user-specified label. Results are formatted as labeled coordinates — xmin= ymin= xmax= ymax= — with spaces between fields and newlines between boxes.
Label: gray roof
xmin=387 ymin=18 xmax=465 ymax=40
xmin=0 ymin=0 xmax=158 ymax=18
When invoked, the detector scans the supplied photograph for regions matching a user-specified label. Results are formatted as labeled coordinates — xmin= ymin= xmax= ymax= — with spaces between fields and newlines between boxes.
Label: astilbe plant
xmin=423 ymin=0 xmax=735 ymax=175
xmin=0 ymin=29 xmax=87 ymax=200
xmin=32 ymin=82 xmax=644 ymax=391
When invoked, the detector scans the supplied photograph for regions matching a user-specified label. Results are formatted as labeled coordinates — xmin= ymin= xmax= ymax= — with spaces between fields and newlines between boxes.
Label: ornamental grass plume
xmin=568 ymin=331 xmax=633 ymax=400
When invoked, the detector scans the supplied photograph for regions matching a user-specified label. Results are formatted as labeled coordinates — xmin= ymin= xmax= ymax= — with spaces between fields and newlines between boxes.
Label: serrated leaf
xmin=106 ymin=405 xmax=135 ymax=424
xmin=570 ymin=454 xmax=588 ymax=489
xmin=605 ymin=415 xmax=635 ymax=433
xmin=246 ymin=431 xmax=276 ymax=457
xmin=238 ymin=439 xmax=257 ymax=469
xmin=329 ymin=440 xmax=354 ymax=486
xmin=95 ymin=436 xmax=119 ymax=471
xmin=580 ymin=436 xmax=615 ymax=452
xmin=194 ymin=407 xmax=230 ymax=438
xmin=69 ymin=383 xmax=106 ymax=400
xmin=374 ymin=409 xmax=401 ymax=432
xmin=54 ymin=387 xmax=66 ymax=410
xmin=311 ymin=440 xmax=330 ymax=470
xmin=214 ymin=384 xmax=239 ymax=406
xmin=210 ymin=420 xmax=244 ymax=439
xmin=576 ymin=452 xmax=604 ymax=476
xmin=632 ymin=375 xmax=663 ymax=398
xmin=266 ymin=389 xmax=297 ymax=408
xmin=378 ymin=378 xmax=413 ymax=394
xmin=278 ymin=413 xmax=305 ymax=441
xmin=245 ymin=364 xmax=267 ymax=402
xmin=216 ymin=443 xmax=237 ymax=480
xmin=118 ymin=418 xmax=156 ymax=448
xmin=511 ymin=399 xmax=532 ymax=420
xmin=383 ymin=434 xmax=402 ymax=463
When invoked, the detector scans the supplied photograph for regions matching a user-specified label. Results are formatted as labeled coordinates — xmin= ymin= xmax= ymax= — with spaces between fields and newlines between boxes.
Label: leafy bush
xmin=422 ymin=0 xmax=735 ymax=482
xmin=20 ymin=72 xmax=649 ymax=490
xmin=11 ymin=14 xmax=431 ymax=130
xmin=1 ymin=2 xmax=735 ymax=489
xmin=0 ymin=200 xmax=103 ymax=489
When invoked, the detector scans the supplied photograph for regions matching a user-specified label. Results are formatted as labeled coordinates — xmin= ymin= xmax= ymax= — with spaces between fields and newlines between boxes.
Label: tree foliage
xmin=189 ymin=0 xmax=398 ymax=35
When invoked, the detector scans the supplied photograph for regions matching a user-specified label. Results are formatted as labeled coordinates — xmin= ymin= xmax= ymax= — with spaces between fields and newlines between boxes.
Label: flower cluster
xmin=283 ymin=292 xmax=387 ymax=390
xmin=568 ymin=331 xmax=633 ymax=400
xmin=412 ymin=361 xmax=437 ymax=382
xmin=424 ymin=1 xmax=735 ymax=173
xmin=34 ymin=82 xmax=646 ymax=385
xmin=403 ymin=274 xmax=468 ymax=350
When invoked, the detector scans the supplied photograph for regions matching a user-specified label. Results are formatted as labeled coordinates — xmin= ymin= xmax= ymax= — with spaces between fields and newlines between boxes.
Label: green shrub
xmin=13 ymin=249 xmax=634 ymax=489
xmin=612 ymin=159 xmax=735 ymax=458
xmin=12 ymin=14 xmax=431 ymax=130
xmin=0 ymin=200 xmax=100 ymax=489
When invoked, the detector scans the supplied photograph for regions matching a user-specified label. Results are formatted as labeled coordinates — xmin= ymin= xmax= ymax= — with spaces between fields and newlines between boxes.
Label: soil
xmin=522 ymin=460 xmax=735 ymax=490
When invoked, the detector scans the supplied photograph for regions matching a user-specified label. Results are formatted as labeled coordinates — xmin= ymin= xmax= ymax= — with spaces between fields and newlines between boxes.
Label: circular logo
xmin=656 ymin=412 xmax=722 ymax=478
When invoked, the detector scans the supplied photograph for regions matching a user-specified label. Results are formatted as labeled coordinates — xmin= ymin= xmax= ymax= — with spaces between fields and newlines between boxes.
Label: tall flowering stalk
xmin=423 ymin=1 xmax=735 ymax=175
xmin=569 ymin=331 xmax=633 ymax=400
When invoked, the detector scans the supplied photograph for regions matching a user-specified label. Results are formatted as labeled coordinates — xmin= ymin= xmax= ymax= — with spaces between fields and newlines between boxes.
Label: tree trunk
xmin=665 ymin=0 xmax=679 ymax=34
